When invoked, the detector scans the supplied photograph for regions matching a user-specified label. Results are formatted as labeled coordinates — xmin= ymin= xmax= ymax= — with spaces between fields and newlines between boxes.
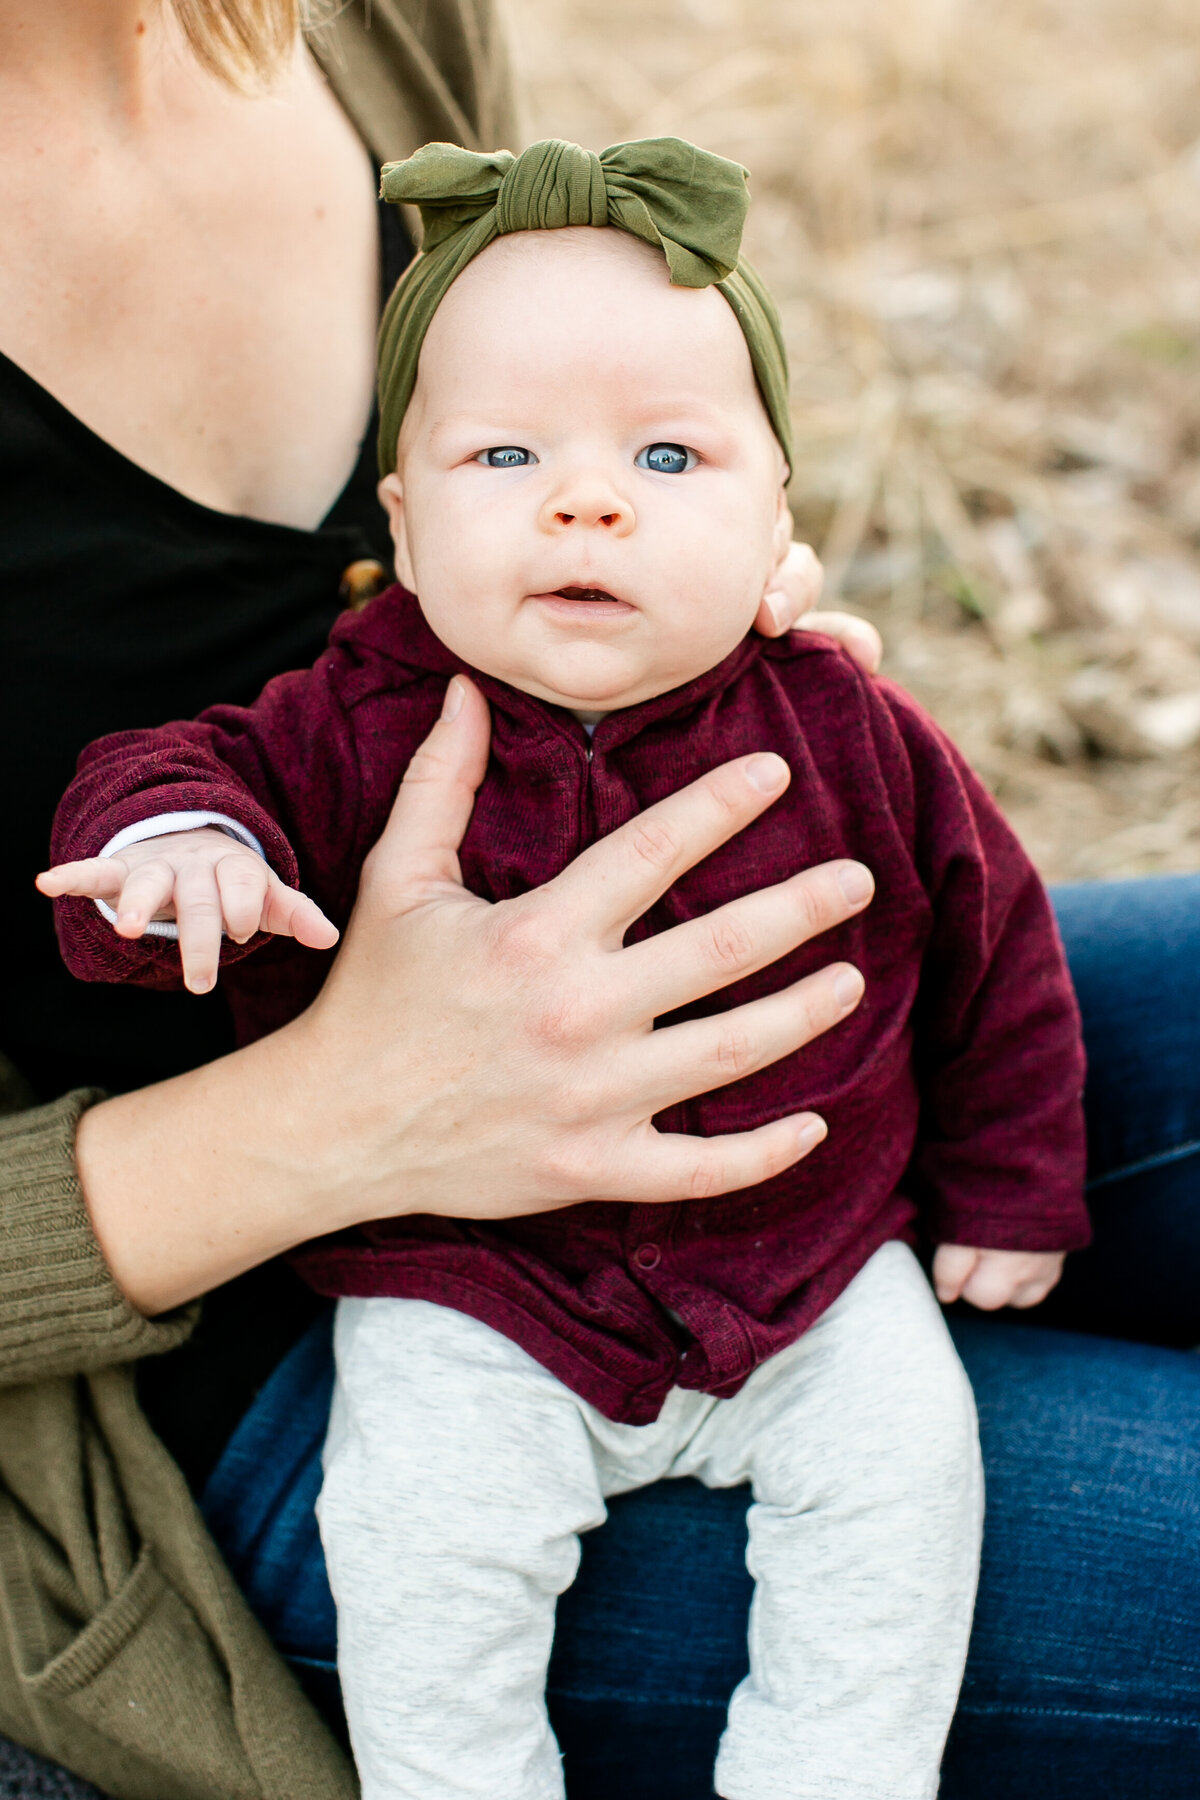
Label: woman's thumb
xmin=361 ymin=676 xmax=491 ymax=903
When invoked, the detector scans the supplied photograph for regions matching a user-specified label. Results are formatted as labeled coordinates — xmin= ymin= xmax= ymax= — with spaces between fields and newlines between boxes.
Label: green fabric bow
xmin=376 ymin=136 xmax=792 ymax=471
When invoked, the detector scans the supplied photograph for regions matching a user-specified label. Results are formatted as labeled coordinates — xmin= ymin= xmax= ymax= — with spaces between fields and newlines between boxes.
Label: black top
xmin=0 ymin=197 xmax=412 ymax=1487
xmin=1 ymin=197 xmax=411 ymax=1103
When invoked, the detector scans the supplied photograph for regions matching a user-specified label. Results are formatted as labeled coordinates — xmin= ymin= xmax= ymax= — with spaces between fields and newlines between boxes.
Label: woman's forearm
xmin=75 ymin=1024 xmax=362 ymax=1315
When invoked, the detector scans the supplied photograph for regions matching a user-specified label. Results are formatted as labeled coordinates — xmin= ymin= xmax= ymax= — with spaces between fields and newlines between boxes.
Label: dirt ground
xmin=503 ymin=0 xmax=1200 ymax=881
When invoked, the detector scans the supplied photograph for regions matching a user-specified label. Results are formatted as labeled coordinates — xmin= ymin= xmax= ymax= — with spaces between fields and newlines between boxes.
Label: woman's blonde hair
xmin=171 ymin=0 xmax=313 ymax=88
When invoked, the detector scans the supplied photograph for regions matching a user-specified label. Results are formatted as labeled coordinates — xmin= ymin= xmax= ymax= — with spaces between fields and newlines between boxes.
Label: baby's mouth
xmin=555 ymin=585 xmax=620 ymax=604
xmin=531 ymin=584 xmax=637 ymax=619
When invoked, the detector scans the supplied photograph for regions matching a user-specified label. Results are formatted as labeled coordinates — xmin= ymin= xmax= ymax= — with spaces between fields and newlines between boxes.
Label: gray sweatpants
xmin=318 ymin=1242 xmax=983 ymax=1800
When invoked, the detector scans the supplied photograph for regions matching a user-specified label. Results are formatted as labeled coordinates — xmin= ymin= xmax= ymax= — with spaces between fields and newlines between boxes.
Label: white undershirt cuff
xmin=94 ymin=811 xmax=266 ymax=941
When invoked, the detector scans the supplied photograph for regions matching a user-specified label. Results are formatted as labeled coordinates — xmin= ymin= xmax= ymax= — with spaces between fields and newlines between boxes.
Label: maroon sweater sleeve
xmin=49 ymin=638 xmax=369 ymax=992
xmin=874 ymin=681 xmax=1089 ymax=1252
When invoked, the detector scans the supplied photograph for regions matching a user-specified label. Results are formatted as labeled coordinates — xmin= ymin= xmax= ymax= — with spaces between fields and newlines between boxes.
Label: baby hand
xmin=932 ymin=1244 xmax=1065 ymax=1311
xmin=37 ymin=827 xmax=339 ymax=995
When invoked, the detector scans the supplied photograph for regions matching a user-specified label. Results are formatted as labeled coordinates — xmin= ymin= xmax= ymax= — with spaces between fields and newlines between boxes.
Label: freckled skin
xmin=378 ymin=227 xmax=793 ymax=716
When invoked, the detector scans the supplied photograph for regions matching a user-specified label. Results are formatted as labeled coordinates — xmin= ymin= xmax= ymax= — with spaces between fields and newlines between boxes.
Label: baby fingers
xmin=214 ymin=850 xmax=272 ymax=944
xmin=1005 ymin=1254 xmax=1066 ymax=1309
xmin=37 ymin=855 xmax=178 ymax=938
xmin=36 ymin=857 xmax=130 ymax=902
xmin=173 ymin=857 xmax=230 ymax=994
xmin=931 ymin=1244 xmax=979 ymax=1304
xmin=259 ymin=875 xmax=340 ymax=950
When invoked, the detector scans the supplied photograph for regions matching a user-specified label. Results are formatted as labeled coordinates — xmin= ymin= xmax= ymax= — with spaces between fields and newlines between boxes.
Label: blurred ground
xmin=503 ymin=0 xmax=1200 ymax=880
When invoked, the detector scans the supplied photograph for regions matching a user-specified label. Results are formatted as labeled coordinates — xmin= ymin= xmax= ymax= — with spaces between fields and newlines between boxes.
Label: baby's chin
xmin=490 ymin=662 xmax=691 ymax=716
xmin=479 ymin=639 xmax=736 ymax=716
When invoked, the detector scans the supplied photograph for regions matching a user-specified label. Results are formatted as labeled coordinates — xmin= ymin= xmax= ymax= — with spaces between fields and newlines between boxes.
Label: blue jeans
xmin=202 ymin=873 xmax=1200 ymax=1797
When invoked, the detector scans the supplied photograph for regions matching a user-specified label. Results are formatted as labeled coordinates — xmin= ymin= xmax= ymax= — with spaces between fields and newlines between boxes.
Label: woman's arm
xmin=0 ymin=1086 xmax=197 ymax=1388
xmin=77 ymin=678 xmax=871 ymax=1317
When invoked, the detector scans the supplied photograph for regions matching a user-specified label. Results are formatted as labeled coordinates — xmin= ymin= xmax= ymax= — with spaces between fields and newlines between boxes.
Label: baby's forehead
xmin=440 ymin=227 xmax=680 ymax=333
xmin=428 ymin=226 xmax=747 ymax=368
xmin=405 ymin=226 xmax=776 ymax=454
xmin=472 ymin=225 xmax=672 ymax=286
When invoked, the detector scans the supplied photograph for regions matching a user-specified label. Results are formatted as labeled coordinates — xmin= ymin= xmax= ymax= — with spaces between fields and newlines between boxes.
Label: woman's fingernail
xmin=834 ymin=967 xmax=864 ymax=1012
xmin=853 ymin=623 xmax=883 ymax=671
xmin=796 ymin=1114 xmax=826 ymax=1153
xmin=745 ymin=753 xmax=788 ymax=794
xmin=441 ymin=677 xmax=465 ymax=721
xmin=763 ymin=590 xmax=788 ymax=633
xmin=837 ymin=862 xmax=873 ymax=904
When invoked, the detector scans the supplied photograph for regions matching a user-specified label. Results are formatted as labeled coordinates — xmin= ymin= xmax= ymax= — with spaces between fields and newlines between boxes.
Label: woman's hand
xmin=77 ymin=677 xmax=873 ymax=1315
xmin=755 ymin=540 xmax=883 ymax=675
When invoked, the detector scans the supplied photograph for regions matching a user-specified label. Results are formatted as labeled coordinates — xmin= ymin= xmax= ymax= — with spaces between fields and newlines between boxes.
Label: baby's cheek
xmin=675 ymin=570 xmax=763 ymax=663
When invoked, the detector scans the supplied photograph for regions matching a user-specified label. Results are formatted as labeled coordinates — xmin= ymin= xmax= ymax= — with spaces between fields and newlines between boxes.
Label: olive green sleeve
xmin=0 ymin=1084 xmax=197 ymax=1391
xmin=309 ymin=0 xmax=522 ymax=166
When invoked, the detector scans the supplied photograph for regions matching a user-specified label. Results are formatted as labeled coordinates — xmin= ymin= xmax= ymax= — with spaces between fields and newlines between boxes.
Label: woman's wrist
xmin=75 ymin=1022 xmax=376 ymax=1316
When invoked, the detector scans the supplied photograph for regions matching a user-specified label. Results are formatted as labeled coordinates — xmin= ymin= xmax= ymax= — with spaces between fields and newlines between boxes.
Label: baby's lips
xmin=531 ymin=582 xmax=638 ymax=611
xmin=555 ymin=584 xmax=620 ymax=604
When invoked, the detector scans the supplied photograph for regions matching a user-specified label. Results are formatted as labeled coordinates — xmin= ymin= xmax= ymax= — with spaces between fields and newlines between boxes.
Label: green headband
xmin=376 ymin=136 xmax=792 ymax=474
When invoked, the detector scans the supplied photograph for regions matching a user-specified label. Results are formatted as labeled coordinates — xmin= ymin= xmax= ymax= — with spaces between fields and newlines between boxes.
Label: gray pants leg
xmin=319 ymin=1297 xmax=608 ymax=1800
xmin=319 ymin=1244 xmax=982 ymax=1800
xmin=680 ymin=1242 xmax=983 ymax=1800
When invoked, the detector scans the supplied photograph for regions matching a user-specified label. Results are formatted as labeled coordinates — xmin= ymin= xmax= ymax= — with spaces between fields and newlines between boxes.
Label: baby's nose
xmin=543 ymin=482 xmax=634 ymax=534
xmin=554 ymin=506 xmax=623 ymax=528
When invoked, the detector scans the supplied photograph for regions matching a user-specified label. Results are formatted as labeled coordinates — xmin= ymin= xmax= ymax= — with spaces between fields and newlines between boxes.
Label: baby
xmin=42 ymin=138 xmax=1089 ymax=1800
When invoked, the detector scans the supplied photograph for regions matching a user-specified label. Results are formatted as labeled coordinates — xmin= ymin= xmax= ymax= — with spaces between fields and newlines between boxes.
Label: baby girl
xmin=42 ymin=137 xmax=1088 ymax=1800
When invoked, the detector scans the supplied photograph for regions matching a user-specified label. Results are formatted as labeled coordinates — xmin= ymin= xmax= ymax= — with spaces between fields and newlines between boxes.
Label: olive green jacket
xmin=0 ymin=8 xmax=518 ymax=1795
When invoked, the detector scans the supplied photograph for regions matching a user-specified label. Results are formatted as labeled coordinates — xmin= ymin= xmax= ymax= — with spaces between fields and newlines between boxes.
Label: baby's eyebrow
xmin=425 ymin=414 xmax=527 ymax=449
xmin=422 ymin=400 xmax=741 ymax=455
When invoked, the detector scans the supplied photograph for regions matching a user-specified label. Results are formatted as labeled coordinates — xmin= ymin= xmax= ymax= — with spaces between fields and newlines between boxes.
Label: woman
xmin=0 ymin=4 xmax=1196 ymax=1797
xmin=0 ymin=4 xmax=868 ymax=1795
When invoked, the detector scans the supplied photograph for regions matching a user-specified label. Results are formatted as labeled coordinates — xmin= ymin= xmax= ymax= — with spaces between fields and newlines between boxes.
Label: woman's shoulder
xmin=310 ymin=0 xmax=520 ymax=164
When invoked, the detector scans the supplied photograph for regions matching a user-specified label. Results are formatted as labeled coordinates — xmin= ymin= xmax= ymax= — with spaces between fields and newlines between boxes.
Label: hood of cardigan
xmin=336 ymin=581 xmax=817 ymax=764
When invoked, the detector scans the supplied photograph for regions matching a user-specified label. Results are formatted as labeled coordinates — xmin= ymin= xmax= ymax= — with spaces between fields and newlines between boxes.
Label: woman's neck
xmin=0 ymin=2 xmax=291 ymax=126
xmin=0 ymin=1 xmax=378 ymax=529
xmin=0 ymin=2 xmax=180 ymax=113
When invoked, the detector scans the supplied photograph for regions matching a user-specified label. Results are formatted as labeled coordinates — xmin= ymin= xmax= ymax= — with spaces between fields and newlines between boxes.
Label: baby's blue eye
xmin=636 ymin=443 xmax=695 ymax=475
xmin=477 ymin=446 xmax=534 ymax=467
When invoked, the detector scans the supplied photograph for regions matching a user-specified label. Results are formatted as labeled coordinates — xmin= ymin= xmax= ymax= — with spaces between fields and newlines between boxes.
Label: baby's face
xmin=380 ymin=228 xmax=791 ymax=716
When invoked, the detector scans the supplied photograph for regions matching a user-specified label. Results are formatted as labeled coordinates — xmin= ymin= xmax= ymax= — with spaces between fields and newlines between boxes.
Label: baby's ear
xmin=769 ymin=480 xmax=793 ymax=575
xmin=377 ymin=473 xmax=417 ymax=591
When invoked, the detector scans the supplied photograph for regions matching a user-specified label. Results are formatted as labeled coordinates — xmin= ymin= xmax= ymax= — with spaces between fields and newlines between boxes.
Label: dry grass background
xmin=502 ymin=0 xmax=1200 ymax=881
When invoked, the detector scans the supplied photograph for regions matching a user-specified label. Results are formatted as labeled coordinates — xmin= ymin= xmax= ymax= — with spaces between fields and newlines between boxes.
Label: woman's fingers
xmin=756 ymin=540 xmax=824 ymax=636
xmin=796 ymin=611 xmax=883 ymax=676
xmin=621 ymin=1111 xmax=829 ymax=1204
xmin=544 ymin=752 xmax=793 ymax=944
xmin=35 ymin=857 xmax=129 ymax=901
xmin=623 ymin=858 xmax=873 ymax=1019
xmin=633 ymin=962 xmax=865 ymax=1114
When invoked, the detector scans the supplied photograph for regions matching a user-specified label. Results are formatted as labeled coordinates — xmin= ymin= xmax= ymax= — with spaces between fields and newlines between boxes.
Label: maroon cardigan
xmin=51 ymin=587 xmax=1089 ymax=1423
